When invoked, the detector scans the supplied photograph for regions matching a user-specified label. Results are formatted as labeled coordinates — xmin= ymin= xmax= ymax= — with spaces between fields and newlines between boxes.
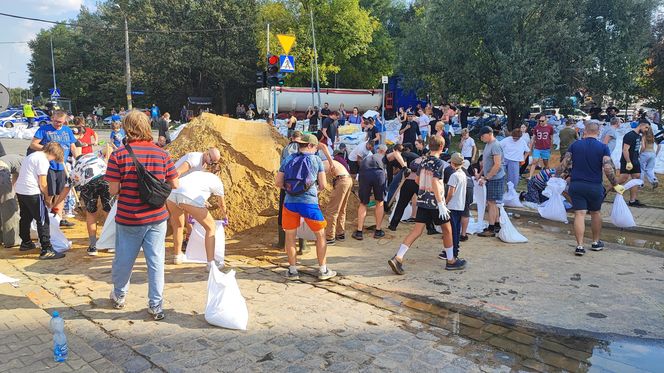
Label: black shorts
xmin=462 ymin=203 xmax=471 ymax=218
xmin=619 ymin=159 xmax=641 ymax=174
xmin=47 ymin=169 xmax=66 ymax=196
xmin=358 ymin=170 xmax=386 ymax=205
xmin=415 ymin=207 xmax=450 ymax=225
xmin=79 ymin=178 xmax=112 ymax=213
xmin=349 ymin=160 xmax=360 ymax=175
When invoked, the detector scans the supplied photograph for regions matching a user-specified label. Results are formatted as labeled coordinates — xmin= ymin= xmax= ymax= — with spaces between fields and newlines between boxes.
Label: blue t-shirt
xmin=279 ymin=153 xmax=324 ymax=205
xmin=34 ymin=125 xmax=77 ymax=170
xmin=110 ymin=129 xmax=126 ymax=148
xmin=568 ymin=137 xmax=610 ymax=183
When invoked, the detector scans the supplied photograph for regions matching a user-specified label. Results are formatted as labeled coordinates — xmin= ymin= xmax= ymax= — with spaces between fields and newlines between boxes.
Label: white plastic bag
xmin=538 ymin=177 xmax=568 ymax=223
xmin=30 ymin=213 xmax=72 ymax=252
xmin=296 ymin=218 xmax=316 ymax=241
xmin=205 ymin=268 xmax=248 ymax=330
xmin=502 ymin=181 xmax=523 ymax=208
xmin=610 ymin=179 xmax=643 ymax=228
xmin=185 ymin=221 xmax=225 ymax=263
xmin=97 ymin=201 xmax=117 ymax=249
xmin=467 ymin=178 xmax=488 ymax=234
xmin=497 ymin=206 xmax=528 ymax=243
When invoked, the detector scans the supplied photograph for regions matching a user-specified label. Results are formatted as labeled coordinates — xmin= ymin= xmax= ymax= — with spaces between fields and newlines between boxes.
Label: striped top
xmin=105 ymin=141 xmax=178 ymax=226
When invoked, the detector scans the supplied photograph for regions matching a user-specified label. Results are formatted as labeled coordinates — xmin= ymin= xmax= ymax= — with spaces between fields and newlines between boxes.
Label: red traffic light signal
xmin=268 ymin=55 xmax=279 ymax=65
xmin=267 ymin=54 xmax=280 ymax=86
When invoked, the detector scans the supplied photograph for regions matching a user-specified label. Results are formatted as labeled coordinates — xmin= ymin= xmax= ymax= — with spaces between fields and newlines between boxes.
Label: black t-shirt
xmin=622 ymin=131 xmax=642 ymax=163
xmin=400 ymin=121 xmax=420 ymax=145
xmin=459 ymin=106 xmax=470 ymax=124
xmin=366 ymin=126 xmax=378 ymax=144
xmin=157 ymin=118 xmax=169 ymax=139
xmin=429 ymin=119 xmax=439 ymax=135
xmin=415 ymin=147 xmax=429 ymax=156
xmin=322 ymin=118 xmax=337 ymax=141
xmin=321 ymin=108 xmax=331 ymax=120
xmin=309 ymin=110 xmax=319 ymax=127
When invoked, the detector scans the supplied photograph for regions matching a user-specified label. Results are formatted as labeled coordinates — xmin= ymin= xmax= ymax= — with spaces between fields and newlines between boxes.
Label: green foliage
xmin=7 ymin=88 xmax=33 ymax=106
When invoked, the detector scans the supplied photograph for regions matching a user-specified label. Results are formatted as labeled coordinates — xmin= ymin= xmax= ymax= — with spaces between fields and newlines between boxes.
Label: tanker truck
xmin=256 ymin=87 xmax=383 ymax=118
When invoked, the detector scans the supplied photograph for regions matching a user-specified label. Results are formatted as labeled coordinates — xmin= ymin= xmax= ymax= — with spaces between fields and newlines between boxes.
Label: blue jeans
xmin=504 ymin=160 xmax=521 ymax=189
xmin=112 ymin=221 xmax=167 ymax=308
xmin=450 ymin=210 xmax=464 ymax=257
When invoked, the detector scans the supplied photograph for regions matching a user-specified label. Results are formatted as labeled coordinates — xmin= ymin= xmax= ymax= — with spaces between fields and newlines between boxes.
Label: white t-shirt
xmin=500 ymin=137 xmax=530 ymax=162
xmin=174 ymin=152 xmax=204 ymax=177
xmin=461 ymin=137 xmax=475 ymax=158
xmin=348 ymin=141 xmax=372 ymax=162
xmin=170 ymin=171 xmax=225 ymax=206
xmin=418 ymin=114 xmax=431 ymax=130
xmin=447 ymin=169 xmax=467 ymax=211
xmin=15 ymin=151 xmax=50 ymax=195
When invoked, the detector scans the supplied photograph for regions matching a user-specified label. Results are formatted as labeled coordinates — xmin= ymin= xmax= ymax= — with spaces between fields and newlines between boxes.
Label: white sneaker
xmin=65 ymin=213 xmax=76 ymax=219
xmin=173 ymin=253 xmax=185 ymax=265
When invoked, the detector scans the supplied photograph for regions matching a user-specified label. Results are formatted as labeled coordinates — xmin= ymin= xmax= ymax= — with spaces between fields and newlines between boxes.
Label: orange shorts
xmin=282 ymin=204 xmax=327 ymax=232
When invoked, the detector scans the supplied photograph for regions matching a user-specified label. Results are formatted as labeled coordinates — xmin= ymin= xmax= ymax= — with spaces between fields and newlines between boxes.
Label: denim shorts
xmin=532 ymin=149 xmax=551 ymax=160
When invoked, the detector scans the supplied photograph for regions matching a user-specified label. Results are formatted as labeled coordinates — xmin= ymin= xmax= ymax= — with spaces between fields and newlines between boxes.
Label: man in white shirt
xmin=347 ymin=141 xmax=374 ymax=178
xmin=15 ymin=143 xmax=65 ymax=259
xmin=175 ymin=148 xmax=221 ymax=177
xmin=500 ymin=128 xmax=530 ymax=189
xmin=418 ymin=108 xmax=431 ymax=140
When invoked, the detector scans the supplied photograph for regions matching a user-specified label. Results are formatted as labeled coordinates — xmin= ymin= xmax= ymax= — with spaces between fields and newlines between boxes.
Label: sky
xmin=0 ymin=0 xmax=97 ymax=89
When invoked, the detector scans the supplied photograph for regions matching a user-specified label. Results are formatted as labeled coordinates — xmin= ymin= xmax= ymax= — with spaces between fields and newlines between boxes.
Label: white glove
xmin=437 ymin=201 xmax=451 ymax=221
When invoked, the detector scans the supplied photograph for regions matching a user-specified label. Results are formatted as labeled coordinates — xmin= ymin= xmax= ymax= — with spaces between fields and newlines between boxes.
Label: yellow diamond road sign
xmin=277 ymin=34 xmax=296 ymax=55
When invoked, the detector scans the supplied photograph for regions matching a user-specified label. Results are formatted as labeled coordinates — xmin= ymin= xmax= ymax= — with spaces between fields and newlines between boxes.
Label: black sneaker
xmin=445 ymin=258 xmax=467 ymax=271
xmin=404 ymin=217 xmax=416 ymax=223
xmin=478 ymin=228 xmax=496 ymax=237
xmin=388 ymin=224 xmax=397 ymax=231
xmin=374 ymin=230 xmax=385 ymax=238
xmin=87 ymin=245 xmax=98 ymax=256
xmin=326 ymin=239 xmax=336 ymax=246
xmin=59 ymin=219 xmax=75 ymax=227
xmin=575 ymin=246 xmax=586 ymax=256
xmin=336 ymin=233 xmax=346 ymax=241
xmin=286 ymin=269 xmax=300 ymax=281
xmin=39 ymin=249 xmax=65 ymax=260
xmin=426 ymin=229 xmax=438 ymax=235
xmin=438 ymin=251 xmax=447 ymax=260
xmin=388 ymin=256 xmax=404 ymax=275
xmin=351 ymin=231 xmax=364 ymax=240
xmin=460 ymin=235 xmax=469 ymax=242
xmin=19 ymin=242 xmax=37 ymax=251
xmin=494 ymin=224 xmax=501 ymax=233
xmin=628 ymin=200 xmax=646 ymax=207
xmin=591 ymin=241 xmax=605 ymax=251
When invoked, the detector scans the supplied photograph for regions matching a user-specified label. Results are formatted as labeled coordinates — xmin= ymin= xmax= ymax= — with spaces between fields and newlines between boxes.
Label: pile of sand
xmin=168 ymin=114 xmax=287 ymax=236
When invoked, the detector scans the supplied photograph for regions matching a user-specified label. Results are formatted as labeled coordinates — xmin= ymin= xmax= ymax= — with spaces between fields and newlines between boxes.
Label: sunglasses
xmin=538 ymin=120 xmax=546 ymax=123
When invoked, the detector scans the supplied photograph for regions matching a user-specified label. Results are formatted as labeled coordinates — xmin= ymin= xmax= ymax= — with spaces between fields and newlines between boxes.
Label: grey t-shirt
xmin=482 ymin=140 xmax=505 ymax=180
xmin=360 ymin=153 xmax=386 ymax=173
xmin=601 ymin=126 xmax=617 ymax=153
xmin=0 ymin=154 xmax=25 ymax=174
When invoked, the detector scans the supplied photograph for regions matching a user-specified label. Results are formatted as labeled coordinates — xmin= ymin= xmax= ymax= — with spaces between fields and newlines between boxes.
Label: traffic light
xmin=267 ymin=54 xmax=280 ymax=86
xmin=256 ymin=70 xmax=266 ymax=87
xmin=277 ymin=73 xmax=285 ymax=87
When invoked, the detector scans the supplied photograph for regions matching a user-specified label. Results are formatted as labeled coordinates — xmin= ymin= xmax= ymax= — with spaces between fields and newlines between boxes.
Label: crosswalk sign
xmin=279 ymin=55 xmax=295 ymax=73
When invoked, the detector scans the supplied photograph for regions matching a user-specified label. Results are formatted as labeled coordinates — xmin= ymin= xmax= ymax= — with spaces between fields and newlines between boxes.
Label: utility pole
xmin=116 ymin=4 xmax=132 ymax=110
xmin=50 ymin=36 xmax=57 ymax=92
xmin=309 ymin=7 xmax=321 ymax=107
xmin=8 ymin=72 xmax=15 ymax=105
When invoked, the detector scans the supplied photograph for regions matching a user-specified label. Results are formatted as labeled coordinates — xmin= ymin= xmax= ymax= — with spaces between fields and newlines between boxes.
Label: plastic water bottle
xmin=50 ymin=311 xmax=68 ymax=362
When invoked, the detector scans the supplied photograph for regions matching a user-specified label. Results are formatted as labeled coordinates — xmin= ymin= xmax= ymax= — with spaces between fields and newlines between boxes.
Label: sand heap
xmin=168 ymin=114 xmax=287 ymax=236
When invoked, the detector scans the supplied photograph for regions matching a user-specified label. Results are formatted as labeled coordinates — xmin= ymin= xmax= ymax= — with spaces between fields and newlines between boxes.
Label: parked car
xmin=0 ymin=109 xmax=51 ymax=128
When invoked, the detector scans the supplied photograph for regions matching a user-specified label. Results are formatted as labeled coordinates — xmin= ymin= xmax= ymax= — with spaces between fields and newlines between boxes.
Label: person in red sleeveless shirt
xmin=105 ymin=110 xmax=179 ymax=320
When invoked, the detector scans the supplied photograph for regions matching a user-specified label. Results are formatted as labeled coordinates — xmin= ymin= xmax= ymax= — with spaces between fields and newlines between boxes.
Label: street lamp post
xmin=8 ymin=72 xmax=16 ymax=105
xmin=115 ymin=4 xmax=132 ymax=110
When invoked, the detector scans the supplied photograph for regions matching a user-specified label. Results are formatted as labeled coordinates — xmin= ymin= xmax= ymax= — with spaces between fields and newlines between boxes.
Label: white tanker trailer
xmin=256 ymin=87 xmax=383 ymax=116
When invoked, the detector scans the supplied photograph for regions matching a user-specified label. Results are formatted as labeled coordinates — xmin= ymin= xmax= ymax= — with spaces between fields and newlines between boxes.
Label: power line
xmin=0 ymin=12 xmax=255 ymax=34
xmin=0 ymin=41 xmax=30 ymax=44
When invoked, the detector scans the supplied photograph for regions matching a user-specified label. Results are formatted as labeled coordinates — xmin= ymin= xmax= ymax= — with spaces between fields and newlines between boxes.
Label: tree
xmin=641 ymin=16 xmax=664 ymax=115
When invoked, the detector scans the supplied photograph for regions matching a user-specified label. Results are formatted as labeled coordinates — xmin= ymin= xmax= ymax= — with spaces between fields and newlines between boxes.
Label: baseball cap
xmin=294 ymin=133 xmax=318 ymax=146
xmin=406 ymin=111 xmax=414 ymax=115
xmin=479 ymin=126 xmax=493 ymax=136
xmin=450 ymin=152 xmax=464 ymax=165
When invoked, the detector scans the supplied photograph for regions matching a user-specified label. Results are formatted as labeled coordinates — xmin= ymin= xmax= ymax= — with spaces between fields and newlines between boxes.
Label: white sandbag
xmin=97 ymin=201 xmax=117 ymax=249
xmin=296 ymin=218 xmax=316 ymax=241
xmin=502 ymin=181 xmax=523 ymax=208
xmin=537 ymin=177 xmax=568 ymax=223
xmin=610 ymin=179 xmax=644 ymax=228
xmin=48 ymin=214 xmax=72 ymax=253
xmin=497 ymin=206 xmax=528 ymax=243
xmin=466 ymin=211 xmax=488 ymax=234
xmin=185 ymin=221 xmax=225 ymax=263
xmin=205 ymin=268 xmax=248 ymax=330
xmin=624 ymin=178 xmax=645 ymax=191
xmin=388 ymin=194 xmax=413 ymax=222
xmin=655 ymin=142 xmax=664 ymax=174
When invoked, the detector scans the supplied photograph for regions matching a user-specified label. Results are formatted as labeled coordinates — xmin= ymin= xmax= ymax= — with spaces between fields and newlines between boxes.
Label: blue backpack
xmin=283 ymin=153 xmax=317 ymax=196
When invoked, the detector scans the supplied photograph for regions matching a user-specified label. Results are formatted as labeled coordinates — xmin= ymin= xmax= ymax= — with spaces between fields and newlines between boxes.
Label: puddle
xmin=590 ymin=339 xmax=664 ymax=372
xmin=515 ymin=219 xmax=663 ymax=252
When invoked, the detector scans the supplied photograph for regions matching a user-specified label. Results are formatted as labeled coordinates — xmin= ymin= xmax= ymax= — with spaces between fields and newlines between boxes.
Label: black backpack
xmin=125 ymin=144 xmax=172 ymax=209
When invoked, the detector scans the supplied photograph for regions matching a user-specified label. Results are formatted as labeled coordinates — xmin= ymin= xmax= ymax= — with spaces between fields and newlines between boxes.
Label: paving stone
xmin=122 ymin=356 xmax=152 ymax=373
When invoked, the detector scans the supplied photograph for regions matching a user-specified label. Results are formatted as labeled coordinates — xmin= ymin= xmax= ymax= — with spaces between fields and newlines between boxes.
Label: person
xmin=557 ymin=121 xmax=623 ymax=256
xmin=523 ymin=168 xmax=557 ymax=205
xmin=528 ymin=114 xmax=554 ymax=179
xmin=29 ymin=111 xmax=78 ymax=227
xmin=414 ymin=138 xmax=428 ymax=156
xmin=180 ymin=105 xmax=188 ymax=122
xmin=0 ymin=154 xmax=24 ymax=248
xmin=388 ymin=154 xmax=422 ymax=231
xmin=640 ymin=126 xmax=659 ymax=189
xmin=459 ymin=128 xmax=476 ymax=162
xmin=500 ymin=128 xmax=530 ymax=189
xmin=605 ymin=106 xmax=618 ymax=122
xmin=445 ymin=153 xmax=467 ymax=260
xmin=418 ymin=108 xmax=431 ymax=140
xmin=365 ymin=117 xmax=380 ymax=146
xmin=333 ymin=149 xmax=350 ymax=171
xmin=387 ymin=136 xmax=466 ymax=274
xmin=105 ymin=110 xmax=179 ymax=320
xmin=348 ymin=107 xmax=362 ymax=125
xmin=110 ymin=121 xmax=126 ymax=150
xmin=385 ymin=143 xmax=419 ymax=204
xmin=322 ymin=147 xmax=352 ymax=245
xmin=167 ymin=171 xmax=227 ymax=269
xmin=338 ymin=103 xmax=347 ymax=125
xmin=150 ymin=104 xmax=160 ymax=122
xmin=601 ymin=117 xmax=621 ymax=153
xmin=77 ymin=116 xmax=98 ymax=155
xmin=477 ymin=126 xmax=505 ymax=237
xmin=348 ymin=140 xmax=373 ymax=178
xmin=620 ymin=119 xmax=650 ymax=207
xmin=277 ymin=131 xmax=307 ymax=251
xmin=52 ymin=149 xmax=111 ymax=256
xmin=307 ymin=106 xmax=319 ymax=132
xmin=321 ymin=111 xmax=339 ymax=149
xmin=558 ymin=119 xmax=578 ymax=157
xmin=459 ymin=160 xmax=474 ymax=242
xmin=23 ymin=99 xmax=36 ymax=128
xmin=320 ymin=102 xmax=332 ymax=123
xmin=353 ymin=144 xmax=388 ymax=240
xmin=399 ymin=112 xmax=421 ymax=146
xmin=156 ymin=113 xmax=171 ymax=145
xmin=175 ymin=148 xmax=221 ymax=177
xmin=459 ymin=103 xmax=470 ymax=129
xmin=156 ymin=136 xmax=167 ymax=148
xmin=275 ymin=134 xmax=337 ymax=281
xmin=94 ymin=104 xmax=105 ymax=124
xmin=235 ymin=103 xmax=245 ymax=119
xmin=15 ymin=143 xmax=65 ymax=259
